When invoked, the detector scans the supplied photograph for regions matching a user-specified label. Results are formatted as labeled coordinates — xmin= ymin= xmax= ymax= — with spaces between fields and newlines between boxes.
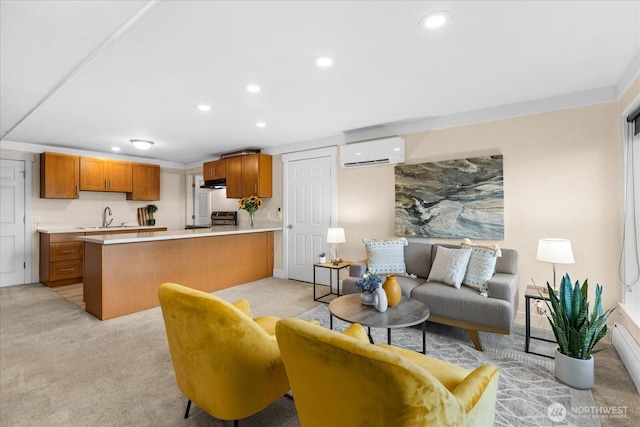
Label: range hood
xmin=200 ymin=178 xmax=226 ymax=189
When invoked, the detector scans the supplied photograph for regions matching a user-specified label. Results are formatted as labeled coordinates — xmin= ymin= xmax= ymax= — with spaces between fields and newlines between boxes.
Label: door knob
xmin=287 ymin=224 xmax=293 ymax=229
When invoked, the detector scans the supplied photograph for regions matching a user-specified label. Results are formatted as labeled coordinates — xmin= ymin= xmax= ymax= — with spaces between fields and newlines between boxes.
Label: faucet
xmin=102 ymin=207 xmax=113 ymax=227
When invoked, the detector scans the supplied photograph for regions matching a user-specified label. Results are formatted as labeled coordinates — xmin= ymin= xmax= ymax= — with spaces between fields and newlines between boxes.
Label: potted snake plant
xmin=543 ymin=274 xmax=614 ymax=389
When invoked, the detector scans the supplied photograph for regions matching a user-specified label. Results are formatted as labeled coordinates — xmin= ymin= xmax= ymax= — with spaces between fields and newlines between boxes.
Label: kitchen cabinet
xmin=226 ymin=154 xmax=272 ymax=198
xmin=40 ymin=232 xmax=84 ymax=287
xmin=39 ymin=227 xmax=167 ymax=288
xmin=40 ymin=152 xmax=79 ymax=199
xmin=80 ymin=157 xmax=132 ymax=192
xmin=203 ymin=159 xmax=226 ymax=181
xmin=127 ymin=163 xmax=160 ymax=201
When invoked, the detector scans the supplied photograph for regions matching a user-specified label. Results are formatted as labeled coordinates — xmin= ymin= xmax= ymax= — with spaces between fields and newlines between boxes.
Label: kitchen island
xmin=78 ymin=225 xmax=281 ymax=320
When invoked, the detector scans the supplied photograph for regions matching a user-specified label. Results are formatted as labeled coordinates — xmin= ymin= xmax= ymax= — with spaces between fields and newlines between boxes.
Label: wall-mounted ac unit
xmin=339 ymin=137 xmax=405 ymax=168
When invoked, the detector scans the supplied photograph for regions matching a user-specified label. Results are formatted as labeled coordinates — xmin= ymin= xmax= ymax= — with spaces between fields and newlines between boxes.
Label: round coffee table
xmin=328 ymin=293 xmax=430 ymax=354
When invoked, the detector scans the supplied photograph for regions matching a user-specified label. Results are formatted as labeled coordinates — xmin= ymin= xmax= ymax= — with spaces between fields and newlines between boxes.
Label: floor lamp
xmin=536 ymin=238 xmax=575 ymax=293
xmin=327 ymin=228 xmax=345 ymax=265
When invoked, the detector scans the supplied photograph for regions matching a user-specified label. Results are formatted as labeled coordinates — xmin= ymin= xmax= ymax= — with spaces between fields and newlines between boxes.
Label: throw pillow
xmin=363 ymin=237 xmax=408 ymax=276
xmin=427 ymin=246 xmax=472 ymax=289
xmin=460 ymin=239 xmax=501 ymax=293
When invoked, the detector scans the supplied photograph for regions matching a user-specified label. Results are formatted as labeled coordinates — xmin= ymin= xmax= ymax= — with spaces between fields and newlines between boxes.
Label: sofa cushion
xmin=411 ymin=283 xmax=515 ymax=331
xmin=362 ymin=237 xmax=408 ymax=275
xmin=427 ymin=247 xmax=472 ymax=289
xmin=460 ymin=242 xmax=499 ymax=292
xmin=404 ymin=242 xmax=432 ymax=279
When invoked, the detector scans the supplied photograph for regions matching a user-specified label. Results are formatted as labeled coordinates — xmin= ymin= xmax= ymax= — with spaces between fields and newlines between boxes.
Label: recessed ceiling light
xmin=130 ymin=139 xmax=154 ymax=150
xmin=111 ymin=146 xmax=121 ymax=151
xmin=256 ymin=122 xmax=266 ymax=128
xmin=196 ymin=104 xmax=211 ymax=111
xmin=312 ymin=56 xmax=336 ymax=67
xmin=245 ymin=84 xmax=261 ymax=93
xmin=419 ymin=11 xmax=453 ymax=30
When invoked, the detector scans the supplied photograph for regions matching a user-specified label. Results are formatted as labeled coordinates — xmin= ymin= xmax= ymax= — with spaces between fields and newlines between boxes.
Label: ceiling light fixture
xmin=111 ymin=147 xmax=121 ymax=151
xmin=419 ymin=10 xmax=453 ymax=30
xmin=130 ymin=139 xmax=154 ymax=150
xmin=245 ymin=84 xmax=261 ymax=93
xmin=196 ymin=104 xmax=211 ymax=111
xmin=256 ymin=122 xmax=266 ymax=128
xmin=312 ymin=56 xmax=336 ymax=67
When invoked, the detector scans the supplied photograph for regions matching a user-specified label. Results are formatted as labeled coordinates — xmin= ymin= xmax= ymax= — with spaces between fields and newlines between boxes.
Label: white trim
xmin=281 ymin=147 xmax=338 ymax=279
xmin=268 ymin=87 xmax=619 ymax=156
xmin=617 ymin=50 xmax=640 ymax=99
xmin=272 ymin=269 xmax=284 ymax=279
xmin=0 ymin=151 xmax=34 ymax=285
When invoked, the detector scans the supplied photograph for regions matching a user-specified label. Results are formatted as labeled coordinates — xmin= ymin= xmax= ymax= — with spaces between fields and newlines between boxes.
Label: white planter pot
xmin=554 ymin=349 xmax=594 ymax=390
xmin=319 ymin=257 xmax=326 ymax=264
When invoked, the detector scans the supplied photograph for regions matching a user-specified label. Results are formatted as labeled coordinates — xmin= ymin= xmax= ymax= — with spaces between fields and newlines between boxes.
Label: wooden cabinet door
xmin=106 ymin=160 xmax=132 ymax=192
xmin=203 ymin=159 xmax=226 ymax=181
xmin=80 ymin=157 xmax=106 ymax=191
xmin=225 ymin=156 xmax=243 ymax=198
xmin=243 ymin=154 xmax=272 ymax=198
xmin=40 ymin=152 xmax=79 ymax=198
xmin=242 ymin=155 xmax=259 ymax=197
xmin=127 ymin=163 xmax=160 ymax=201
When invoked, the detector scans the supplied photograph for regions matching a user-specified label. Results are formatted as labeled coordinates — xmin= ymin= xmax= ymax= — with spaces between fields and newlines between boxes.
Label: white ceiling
xmin=1 ymin=0 xmax=639 ymax=166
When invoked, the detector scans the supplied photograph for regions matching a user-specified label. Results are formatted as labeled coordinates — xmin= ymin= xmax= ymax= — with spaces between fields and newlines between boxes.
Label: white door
xmin=193 ymin=175 xmax=211 ymax=226
xmin=287 ymin=156 xmax=332 ymax=283
xmin=0 ymin=159 xmax=26 ymax=287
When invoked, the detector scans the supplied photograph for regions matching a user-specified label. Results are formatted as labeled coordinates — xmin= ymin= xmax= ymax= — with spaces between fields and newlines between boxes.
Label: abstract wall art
xmin=395 ymin=155 xmax=504 ymax=239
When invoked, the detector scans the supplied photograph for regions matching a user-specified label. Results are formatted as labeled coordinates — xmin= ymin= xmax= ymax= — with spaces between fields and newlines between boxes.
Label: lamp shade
xmin=536 ymin=238 xmax=574 ymax=264
xmin=326 ymin=228 xmax=346 ymax=244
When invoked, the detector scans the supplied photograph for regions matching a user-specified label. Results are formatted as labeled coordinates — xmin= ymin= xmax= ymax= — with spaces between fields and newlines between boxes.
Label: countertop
xmin=38 ymin=225 xmax=164 ymax=234
xmin=77 ymin=224 xmax=283 ymax=245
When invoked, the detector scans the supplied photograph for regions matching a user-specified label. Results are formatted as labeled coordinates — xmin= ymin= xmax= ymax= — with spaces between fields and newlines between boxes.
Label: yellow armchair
xmin=158 ymin=283 xmax=289 ymax=424
xmin=275 ymin=318 xmax=499 ymax=427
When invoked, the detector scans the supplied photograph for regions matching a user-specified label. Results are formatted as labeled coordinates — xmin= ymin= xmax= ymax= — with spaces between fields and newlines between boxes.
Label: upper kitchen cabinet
xmin=40 ymin=152 xmax=79 ymax=199
xmin=80 ymin=157 xmax=132 ymax=192
xmin=226 ymin=154 xmax=272 ymax=198
xmin=127 ymin=163 xmax=160 ymax=201
xmin=203 ymin=159 xmax=226 ymax=181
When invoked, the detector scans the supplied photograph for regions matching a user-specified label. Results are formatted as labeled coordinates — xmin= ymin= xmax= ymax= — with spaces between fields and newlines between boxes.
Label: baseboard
xmin=612 ymin=323 xmax=640 ymax=394
xmin=272 ymin=269 xmax=284 ymax=279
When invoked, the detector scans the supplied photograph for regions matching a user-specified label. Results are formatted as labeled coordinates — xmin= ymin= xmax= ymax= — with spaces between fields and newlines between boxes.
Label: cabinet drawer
xmin=50 ymin=260 xmax=83 ymax=280
xmin=50 ymin=232 xmax=85 ymax=243
xmin=50 ymin=242 xmax=83 ymax=262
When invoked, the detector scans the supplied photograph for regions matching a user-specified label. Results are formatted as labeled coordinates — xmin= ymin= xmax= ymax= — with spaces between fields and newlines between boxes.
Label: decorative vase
xmin=249 ymin=211 xmax=255 ymax=228
xmin=374 ymin=287 xmax=388 ymax=312
xmin=360 ymin=291 xmax=375 ymax=306
xmin=319 ymin=256 xmax=326 ymax=264
xmin=383 ymin=275 xmax=401 ymax=307
xmin=554 ymin=349 xmax=594 ymax=390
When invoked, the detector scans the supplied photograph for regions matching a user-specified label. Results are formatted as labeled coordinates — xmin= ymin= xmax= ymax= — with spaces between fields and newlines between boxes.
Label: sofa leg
xmin=467 ymin=330 xmax=483 ymax=351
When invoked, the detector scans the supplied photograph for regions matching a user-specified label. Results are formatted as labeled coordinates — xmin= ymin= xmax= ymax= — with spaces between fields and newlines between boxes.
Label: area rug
xmin=298 ymin=304 xmax=600 ymax=427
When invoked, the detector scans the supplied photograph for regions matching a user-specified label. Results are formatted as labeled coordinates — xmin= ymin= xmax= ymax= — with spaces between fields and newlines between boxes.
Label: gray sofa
xmin=342 ymin=241 xmax=519 ymax=351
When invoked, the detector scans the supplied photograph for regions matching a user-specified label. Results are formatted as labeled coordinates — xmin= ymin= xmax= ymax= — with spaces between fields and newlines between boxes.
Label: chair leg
xmin=184 ymin=399 xmax=192 ymax=419
xmin=234 ymin=420 xmax=238 ymax=427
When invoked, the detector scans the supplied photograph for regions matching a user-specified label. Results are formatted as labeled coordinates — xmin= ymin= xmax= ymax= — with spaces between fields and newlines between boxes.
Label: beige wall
xmin=335 ymin=101 xmax=628 ymax=312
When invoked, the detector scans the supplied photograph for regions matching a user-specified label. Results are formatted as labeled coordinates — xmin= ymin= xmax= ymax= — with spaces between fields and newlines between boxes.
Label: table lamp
xmin=327 ymin=228 xmax=346 ymax=265
xmin=536 ymin=238 xmax=574 ymax=293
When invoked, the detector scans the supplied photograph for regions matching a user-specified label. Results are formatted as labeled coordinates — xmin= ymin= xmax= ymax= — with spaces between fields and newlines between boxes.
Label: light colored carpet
xmin=1 ymin=279 xmax=636 ymax=426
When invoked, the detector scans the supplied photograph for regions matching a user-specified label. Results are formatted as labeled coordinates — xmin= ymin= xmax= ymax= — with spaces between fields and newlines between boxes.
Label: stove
xmin=210 ymin=211 xmax=238 ymax=227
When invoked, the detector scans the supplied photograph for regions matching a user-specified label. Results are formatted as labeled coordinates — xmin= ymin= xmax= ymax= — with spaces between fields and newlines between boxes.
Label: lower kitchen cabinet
xmin=39 ymin=228 xmax=167 ymax=287
xmin=40 ymin=232 xmax=85 ymax=287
